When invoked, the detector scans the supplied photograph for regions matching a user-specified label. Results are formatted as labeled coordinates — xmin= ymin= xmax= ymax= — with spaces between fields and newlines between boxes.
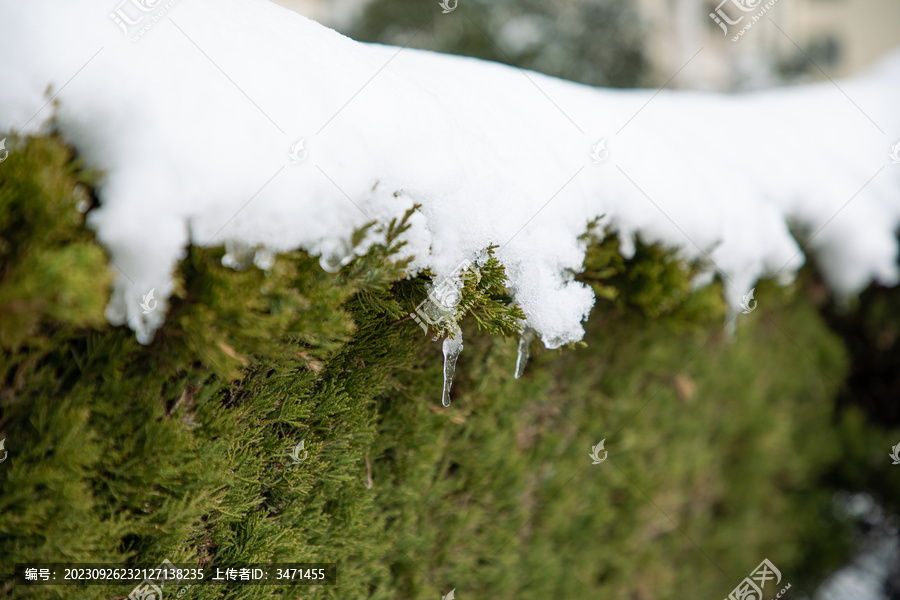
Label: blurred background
xmin=273 ymin=0 xmax=900 ymax=91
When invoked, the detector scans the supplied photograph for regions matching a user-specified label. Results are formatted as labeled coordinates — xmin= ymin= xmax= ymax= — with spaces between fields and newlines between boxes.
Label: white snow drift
xmin=1 ymin=0 xmax=899 ymax=347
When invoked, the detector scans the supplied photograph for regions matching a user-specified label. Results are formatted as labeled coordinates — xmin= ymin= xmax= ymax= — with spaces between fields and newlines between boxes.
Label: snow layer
xmin=1 ymin=0 xmax=899 ymax=346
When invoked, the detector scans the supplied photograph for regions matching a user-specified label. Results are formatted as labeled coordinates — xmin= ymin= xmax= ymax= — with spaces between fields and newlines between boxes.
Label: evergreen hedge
xmin=1 ymin=134 xmax=898 ymax=600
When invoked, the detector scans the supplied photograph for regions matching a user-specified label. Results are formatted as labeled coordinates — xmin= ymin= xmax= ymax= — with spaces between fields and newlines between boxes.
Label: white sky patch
xmin=1 ymin=0 xmax=898 ymax=346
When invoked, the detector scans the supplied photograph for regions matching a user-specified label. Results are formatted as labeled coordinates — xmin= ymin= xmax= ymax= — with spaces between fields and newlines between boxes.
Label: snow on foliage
xmin=1 ymin=0 xmax=899 ymax=346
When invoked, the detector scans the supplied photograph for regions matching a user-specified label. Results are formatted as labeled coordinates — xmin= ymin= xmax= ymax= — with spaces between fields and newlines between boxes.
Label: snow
xmin=1 ymin=0 xmax=899 ymax=347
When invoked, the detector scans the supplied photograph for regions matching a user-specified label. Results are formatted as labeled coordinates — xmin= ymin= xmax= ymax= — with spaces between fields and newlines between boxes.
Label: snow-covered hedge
xmin=1 ymin=0 xmax=899 ymax=349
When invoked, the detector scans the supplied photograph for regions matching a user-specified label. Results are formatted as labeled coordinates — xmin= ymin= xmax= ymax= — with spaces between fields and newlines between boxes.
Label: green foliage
xmin=1 ymin=135 xmax=898 ymax=600
xmin=405 ymin=246 xmax=525 ymax=340
xmin=578 ymin=225 xmax=726 ymax=328
xmin=816 ymin=278 xmax=900 ymax=517
xmin=0 ymin=135 xmax=110 ymax=351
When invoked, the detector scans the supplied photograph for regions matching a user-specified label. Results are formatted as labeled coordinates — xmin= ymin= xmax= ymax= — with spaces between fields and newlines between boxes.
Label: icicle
xmin=221 ymin=240 xmax=256 ymax=270
xmin=253 ymin=248 xmax=275 ymax=270
xmin=725 ymin=283 xmax=757 ymax=341
xmin=441 ymin=326 xmax=464 ymax=407
xmin=319 ymin=234 xmax=372 ymax=273
xmin=514 ymin=327 xmax=536 ymax=379
xmin=724 ymin=307 xmax=737 ymax=341
xmin=319 ymin=251 xmax=356 ymax=273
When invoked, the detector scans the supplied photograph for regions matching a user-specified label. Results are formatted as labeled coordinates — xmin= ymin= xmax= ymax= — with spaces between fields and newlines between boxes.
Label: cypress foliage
xmin=1 ymin=135 xmax=898 ymax=600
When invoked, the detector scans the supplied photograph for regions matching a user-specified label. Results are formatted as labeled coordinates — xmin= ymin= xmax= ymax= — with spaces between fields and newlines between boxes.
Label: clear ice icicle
xmin=724 ymin=306 xmax=738 ymax=341
xmin=221 ymin=240 xmax=256 ymax=271
xmin=319 ymin=251 xmax=356 ymax=273
xmin=253 ymin=248 xmax=275 ymax=270
xmin=441 ymin=327 xmax=464 ymax=407
xmin=319 ymin=234 xmax=374 ymax=273
xmin=514 ymin=327 xmax=536 ymax=379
